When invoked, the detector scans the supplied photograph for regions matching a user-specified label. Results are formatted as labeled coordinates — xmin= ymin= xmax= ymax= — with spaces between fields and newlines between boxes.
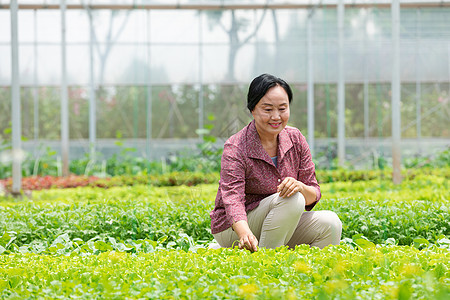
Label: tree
xmin=85 ymin=9 xmax=131 ymax=87
xmin=205 ymin=9 xmax=268 ymax=81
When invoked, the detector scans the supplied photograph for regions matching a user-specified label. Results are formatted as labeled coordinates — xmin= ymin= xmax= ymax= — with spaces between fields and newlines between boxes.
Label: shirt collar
xmin=246 ymin=120 xmax=293 ymax=163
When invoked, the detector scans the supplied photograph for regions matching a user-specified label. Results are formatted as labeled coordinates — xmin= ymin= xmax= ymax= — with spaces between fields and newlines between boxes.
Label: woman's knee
xmin=323 ymin=211 xmax=342 ymax=237
xmin=277 ymin=192 xmax=305 ymax=218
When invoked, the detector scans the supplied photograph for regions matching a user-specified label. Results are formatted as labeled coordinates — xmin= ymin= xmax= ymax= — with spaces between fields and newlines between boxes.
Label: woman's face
xmin=251 ymin=85 xmax=290 ymax=139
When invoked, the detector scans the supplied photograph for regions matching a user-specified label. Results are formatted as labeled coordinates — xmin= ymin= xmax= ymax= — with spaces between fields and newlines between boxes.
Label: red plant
xmin=0 ymin=175 xmax=105 ymax=192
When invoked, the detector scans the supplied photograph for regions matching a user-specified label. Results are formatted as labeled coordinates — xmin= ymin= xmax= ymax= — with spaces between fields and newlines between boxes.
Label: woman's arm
xmin=219 ymin=142 xmax=258 ymax=252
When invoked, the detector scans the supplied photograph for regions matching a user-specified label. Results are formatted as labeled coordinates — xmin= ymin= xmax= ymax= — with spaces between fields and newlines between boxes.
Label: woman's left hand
xmin=277 ymin=177 xmax=304 ymax=198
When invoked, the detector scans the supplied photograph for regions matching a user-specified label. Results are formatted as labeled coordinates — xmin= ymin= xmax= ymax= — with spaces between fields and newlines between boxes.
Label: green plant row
xmin=317 ymin=166 xmax=450 ymax=183
xmin=0 ymin=172 xmax=221 ymax=192
xmin=0 ymin=184 xmax=214 ymax=248
xmin=0 ymin=232 xmax=199 ymax=256
xmin=319 ymin=174 xmax=449 ymax=245
xmin=1 ymin=245 xmax=449 ymax=299
xmin=97 ymin=171 xmax=220 ymax=188
xmin=1 ymin=174 xmax=448 ymax=247
xmin=85 ymin=166 xmax=450 ymax=187
xmin=1 ymin=143 xmax=448 ymax=180
xmin=2 ymin=167 xmax=449 ymax=194
xmin=1 ymin=228 xmax=449 ymax=257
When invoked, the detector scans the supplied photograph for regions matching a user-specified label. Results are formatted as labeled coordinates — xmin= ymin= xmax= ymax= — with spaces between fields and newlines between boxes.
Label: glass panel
xmin=150 ymin=10 xmax=199 ymax=43
xmin=17 ymin=10 xmax=34 ymax=43
xmin=314 ymin=83 xmax=337 ymax=138
xmin=38 ymin=87 xmax=61 ymax=140
xmin=288 ymin=83 xmax=308 ymax=132
xmin=0 ymin=46 xmax=11 ymax=85
xmin=202 ymin=45 xmax=229 ymax=83
xmin=150 ymin=45 xmax=199 ymax=85
xmin=96 ymin=86 xmax=152 ymax=139
xmin=256 ymin=9 xmax=308 ymax=44
xmin=18 ymin=45 xmax=35 ymax=85
xmin=203 ymin=84 xmax=251 ymax=138
xmin=0 ymin=11 xmax=10 ymax=42
xmin=114 ymin=10 xmax=147 ymax=43
xmin=100 ymin=45 xmax=150 ymax=85
xmin=36 ymin=46 xmax=61 ymax=86
xmin=90 ymin=10 xmax=134 ymax=43
xmin=21 ymin=87 xmax=36 ymax=139
xmin=151 ymin=85 xmax=199 ymax=138
xmin=202 ymin=10 xmax=231 ymax=43
xmin=0 ymin=87 xmax=11 ymax=142
xmin=68 ymin=86 xmax=89 ymax=139
xmin=36 ymin=10 xmax=61 ymax=43
xmin=368 ymin=83 xmax=391 ymax=138
xmin=67 ymin=10 xmax=89 ymax=43
xmin=416 ymin=42 xmax=448 ymax=80
xmin=67 ymin=45 xmax=89 ymax=85
xmin=417 ymin=83 xmax=450 ymax=138
xmin=229 ymin=44 xmax=255 ymax=82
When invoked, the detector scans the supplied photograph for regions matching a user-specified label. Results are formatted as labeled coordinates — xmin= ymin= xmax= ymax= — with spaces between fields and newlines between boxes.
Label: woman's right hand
xmin=233 ymin=220 xmax=258 ymax=252
xmin=238 ymin=233 xmax=258 ymax=252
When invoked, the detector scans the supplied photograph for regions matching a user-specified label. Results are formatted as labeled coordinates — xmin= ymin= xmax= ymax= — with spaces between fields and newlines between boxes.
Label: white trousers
xmin=213 ymin=192 xmax=342 ymax=249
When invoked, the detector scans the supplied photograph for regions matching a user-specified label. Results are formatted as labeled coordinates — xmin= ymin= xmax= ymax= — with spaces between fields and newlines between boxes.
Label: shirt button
xmin=278 ymin=179 xmax=281 ymax=182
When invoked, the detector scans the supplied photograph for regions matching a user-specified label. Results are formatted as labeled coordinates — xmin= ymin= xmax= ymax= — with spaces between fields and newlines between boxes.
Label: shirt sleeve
xmin=219 ymin=143 xmax=248 ymax=225
xmin=297 ymin=134 xmax=322 ymax=210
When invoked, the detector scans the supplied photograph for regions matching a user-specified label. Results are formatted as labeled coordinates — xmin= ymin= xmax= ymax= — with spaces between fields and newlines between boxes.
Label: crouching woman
xmin=210 ymin=74 xmax=342 ymax=252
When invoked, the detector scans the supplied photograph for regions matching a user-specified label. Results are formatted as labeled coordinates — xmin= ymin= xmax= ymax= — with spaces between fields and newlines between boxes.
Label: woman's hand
xmin=277 ymin=177 xmax=304 ymax=198
xmin=277 ymin=177 xmax=318 ymax=206
xmin=232 ymin=220 xmax=258 ymax=252
xmin=238 ymin=233 xmax=258 ymax=252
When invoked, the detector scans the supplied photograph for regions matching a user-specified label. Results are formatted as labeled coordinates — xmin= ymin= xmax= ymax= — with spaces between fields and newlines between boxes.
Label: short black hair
xmin=247 ymin=73 xmax=293 ymax=112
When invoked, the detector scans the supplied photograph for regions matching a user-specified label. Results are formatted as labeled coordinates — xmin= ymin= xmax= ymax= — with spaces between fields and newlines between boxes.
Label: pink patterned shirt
xmin=210 ymin=120 xmax=321 ymax=234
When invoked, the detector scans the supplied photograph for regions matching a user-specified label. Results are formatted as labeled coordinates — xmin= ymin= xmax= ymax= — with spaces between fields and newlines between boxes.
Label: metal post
xmin=33 ymin=9 xmax=39 ymax=143
xmin=364 ymin=9 xmax=369 ymax=140
xmin=337 ymin=0 xmax=345 ymax=166
xmin=88 ymin=10 xmax=96 ymax=158
xmin=61 ymin=0 xmax=70 ymax=176
xmin=416 ymin=8 xmax=421 ymax=149
xmin=446 ymin=42 xmax=450 ymax=151
xmin=198 ymin=10 xmax=204 ymax=141
xmin=391 ymin=0 xmax=402 ymax=184
xmin=307 ymin=9 xmax=314 ymax=155
xmin=11 ymin=0 xmax=21 ymax=195
xmin=133 ymin=88 xmax=139 ymax=139
xmin=146 ymin=10 xmax=153 ymax=158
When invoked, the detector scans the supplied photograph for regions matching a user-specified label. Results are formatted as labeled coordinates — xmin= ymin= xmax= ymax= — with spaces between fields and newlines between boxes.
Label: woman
xmin=210 ymin=74 xmax=342 ymax=252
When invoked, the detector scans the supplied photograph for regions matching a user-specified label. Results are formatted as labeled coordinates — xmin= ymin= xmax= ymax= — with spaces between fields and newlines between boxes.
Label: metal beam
xmin=33 ymin=9 xmax=39 ymax=143
xmin=88 ymin=10 xmax=96 ymax=158
xmin=392 ymin=0 xmax=402 ymax=184
xmin=364 ymin=9 xmax=369 ymax=140
xmin=198 ymin=10 xmax=204 ymax=141
xmin=1 ymin=2 xmax=450 ymax=10
xmin=307 ymin=9 xmax=314 ymax=155
xmin=61 ymin=0 xmax=70 ymax=176
xmin=416 ymin=8 xmax=422 ymax=148
xmin=337 ymin=0 xmax=345 ymax=166
xmin=11 ymin=0 xmax=21 ymax=195
xmin=146 ymin=10 xmax=153 ymax=158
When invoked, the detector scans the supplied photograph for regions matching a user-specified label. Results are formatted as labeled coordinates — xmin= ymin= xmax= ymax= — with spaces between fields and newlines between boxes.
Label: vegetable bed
xmin=1 ymin=171 xmax=449 ymax=299
xmin=1 ymin=245 xmax=449 ymax=299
